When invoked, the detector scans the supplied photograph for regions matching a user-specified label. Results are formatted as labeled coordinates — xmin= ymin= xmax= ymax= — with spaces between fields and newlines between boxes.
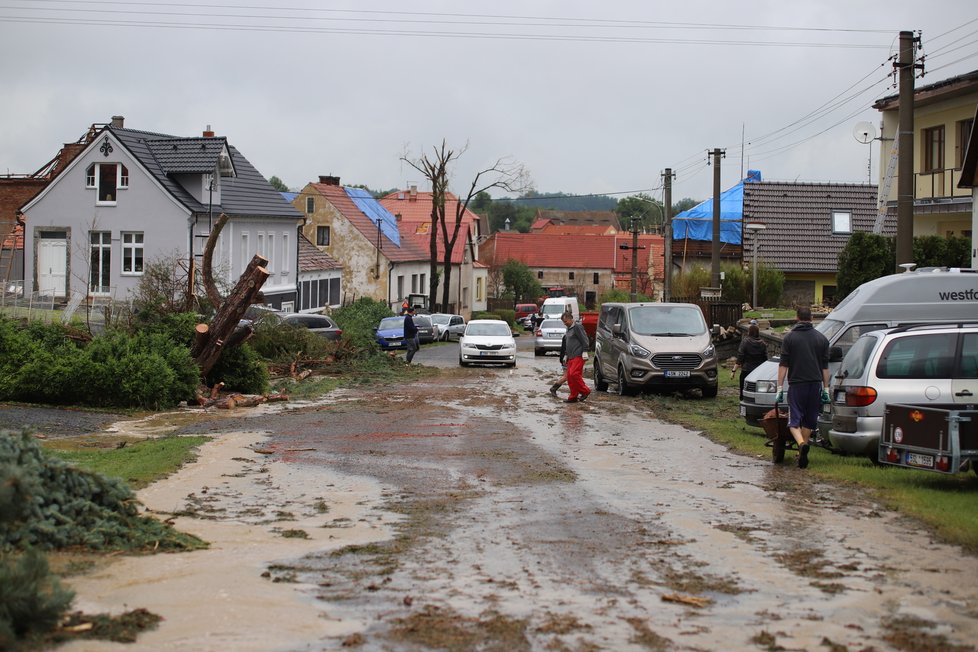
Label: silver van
xmin=828 ymin=322 xmax=978 ymax=458
xmin=740 ymin=268 xmax=978 ymax=428
xmin=593 ymin=302 xmax=718 ymax=397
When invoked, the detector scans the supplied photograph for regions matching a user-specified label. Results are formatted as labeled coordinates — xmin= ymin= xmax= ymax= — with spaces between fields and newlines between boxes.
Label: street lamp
xmin=744 ymin=222 xmax=766 ymax=309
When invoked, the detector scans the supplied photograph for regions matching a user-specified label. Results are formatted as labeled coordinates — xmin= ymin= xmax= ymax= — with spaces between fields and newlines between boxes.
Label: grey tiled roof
xmin=108 ymin=126 xmax=300 ymax=220
xmin=742 ymin=181 xmax=891 ymax=274
xmin=146 ymin=136 xmax=229 ymax=174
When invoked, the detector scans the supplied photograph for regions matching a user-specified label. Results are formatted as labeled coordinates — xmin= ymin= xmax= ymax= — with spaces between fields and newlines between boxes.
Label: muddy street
xmin=55 ymin=341 xmax=978 ymax=651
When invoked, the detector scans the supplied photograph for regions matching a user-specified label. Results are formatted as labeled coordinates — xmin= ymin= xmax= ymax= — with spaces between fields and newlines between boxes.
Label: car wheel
xmin=534 ymin=348 xmax=542 ymax=356
xmin=507 ymin=362 xmax=516 ymax=368
xmin=593 ymin=359 xmax=609 ymax=392
xmin=459 ymin=357 xmax=469 ymax=367
xmin=702 ymin=384 xmax=718 ymax=398
xmin=617 ymin=366 xmax=637 ymax=397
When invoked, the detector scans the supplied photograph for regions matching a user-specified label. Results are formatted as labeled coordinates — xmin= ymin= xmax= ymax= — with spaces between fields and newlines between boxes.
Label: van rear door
xmin=953 ymin=331 xmax=978 ymax=404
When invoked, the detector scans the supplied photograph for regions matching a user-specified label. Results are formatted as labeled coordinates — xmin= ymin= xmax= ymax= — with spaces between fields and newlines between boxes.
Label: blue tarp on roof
xmin=672 ymin=170 xmax=761 ymax=245
xmin=344 ymin=187 xmax=401 ymax=247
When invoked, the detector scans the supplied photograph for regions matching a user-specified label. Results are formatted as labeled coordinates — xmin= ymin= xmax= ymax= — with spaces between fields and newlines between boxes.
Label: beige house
xmin=874 ymin=69 xmax=977 ymax=239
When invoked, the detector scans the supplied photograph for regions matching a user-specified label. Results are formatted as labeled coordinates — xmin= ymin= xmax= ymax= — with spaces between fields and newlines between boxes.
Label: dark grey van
xmin=593 ymin=302 xmax=719 ymax=397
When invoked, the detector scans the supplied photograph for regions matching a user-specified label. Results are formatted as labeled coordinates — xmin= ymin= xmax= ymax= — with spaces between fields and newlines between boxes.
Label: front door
xmin=37 ymin=234 xmax=67 ymax=298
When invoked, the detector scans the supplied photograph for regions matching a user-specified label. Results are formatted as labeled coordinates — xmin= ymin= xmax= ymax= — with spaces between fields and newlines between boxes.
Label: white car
xmin=459 ymin=319 xmax=517 ymax=368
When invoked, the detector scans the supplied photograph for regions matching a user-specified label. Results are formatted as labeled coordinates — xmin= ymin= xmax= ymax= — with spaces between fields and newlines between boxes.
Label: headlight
xmin=756 ymin=380 xmax=777 ymax=393
xmin=628 ymin=344 xmax=651 ymax=358
xmin=702 ymin=344 xmax=715 ymax=358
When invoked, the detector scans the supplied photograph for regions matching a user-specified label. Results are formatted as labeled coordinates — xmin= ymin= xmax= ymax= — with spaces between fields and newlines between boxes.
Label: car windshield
xmin=466 ymin=323 xmax=511 ymax=337
xmin=628 ymin=306 xmax=705 ymax=336
xmin=379 ymin=317 xmax=404 ymax=330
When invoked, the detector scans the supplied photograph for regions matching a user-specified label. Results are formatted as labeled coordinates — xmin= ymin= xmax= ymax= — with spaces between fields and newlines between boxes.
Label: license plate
xmin=906 ymin=452 xmax=935 ymax=468
xmin=665 ymin=370 xmax=690 ymax=378
xmin=480 ymin=351 xmax=492 ymax=356
xmin=740 ymin=405 xmax=746 ymax=417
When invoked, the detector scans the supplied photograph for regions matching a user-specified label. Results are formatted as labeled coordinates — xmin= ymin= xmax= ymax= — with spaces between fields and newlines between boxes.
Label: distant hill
xmin=502 ymin=191 xmax=618 ymax=212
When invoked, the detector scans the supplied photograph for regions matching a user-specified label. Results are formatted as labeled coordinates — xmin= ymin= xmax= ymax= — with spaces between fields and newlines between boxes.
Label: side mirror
xmin=829 ymin=346 xmax=844 ymax=362
xmin=612 ymin=323 xmax=622 ymax=337
xmin=711 ymin=324 xmax=721 ymax=336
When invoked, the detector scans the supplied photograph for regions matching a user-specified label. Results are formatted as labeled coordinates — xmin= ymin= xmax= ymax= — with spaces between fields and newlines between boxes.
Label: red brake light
xmin=535 ymin=329 xmax=542 ymax=336
xmin=845 ymin=386 xmax=878 ymax=407
xmin=885 ymin=447 xmax=900 ymax=463
xmin=936 ymin=456 xmax=951 ymax=472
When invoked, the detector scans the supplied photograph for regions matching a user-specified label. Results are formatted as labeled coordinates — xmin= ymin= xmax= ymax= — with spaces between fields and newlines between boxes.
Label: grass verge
xmin=638 ymin=369 xmax=978 ymax=553
xmin=43 ymin=435 xmax=209 ymax=489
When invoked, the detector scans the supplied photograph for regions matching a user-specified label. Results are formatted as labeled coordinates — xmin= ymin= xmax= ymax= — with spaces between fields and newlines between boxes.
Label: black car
xmin=412 ymin=314 xmax=436 ymax=344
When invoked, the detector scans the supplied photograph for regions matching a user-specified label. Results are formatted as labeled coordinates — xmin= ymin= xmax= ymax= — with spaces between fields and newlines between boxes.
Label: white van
xmin=739 ymin=268 xmax=978 ymax=430
xmin=539 ymin=297 xmax=580 ymax=323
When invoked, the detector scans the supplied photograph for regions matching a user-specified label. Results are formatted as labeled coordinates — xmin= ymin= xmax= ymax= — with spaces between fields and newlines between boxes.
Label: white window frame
xmin=121 ymin=231 xmax=144 ymax=275
xmin=832 ymin=211 xmax=852 ymax=234
xmin=87 ymin=163 xmax=128 ymax=205
xmin=89 ymin=230 xmax=112 ymax=295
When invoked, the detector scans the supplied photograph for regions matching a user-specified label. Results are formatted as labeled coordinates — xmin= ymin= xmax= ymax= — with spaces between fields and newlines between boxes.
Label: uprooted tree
xmin=401 ymin=140 xmax=531 ymax=313
xmin=189 ymin=213 xmax=269 ymax=377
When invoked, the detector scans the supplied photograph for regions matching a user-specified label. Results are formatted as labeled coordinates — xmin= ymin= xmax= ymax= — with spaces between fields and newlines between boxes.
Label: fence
xmin=672 ymin=296 xmax=741 ymax=329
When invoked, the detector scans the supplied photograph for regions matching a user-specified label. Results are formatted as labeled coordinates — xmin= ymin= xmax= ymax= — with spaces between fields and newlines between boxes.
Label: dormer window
xmin=86 ymin=163 xmax=129 ymax=204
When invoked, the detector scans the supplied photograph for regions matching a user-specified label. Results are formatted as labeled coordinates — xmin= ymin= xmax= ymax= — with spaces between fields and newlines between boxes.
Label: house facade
xmin=295 ymin=179 xmax=485 ymax=316
xmin=956 ymin=103 xmax=978 ymax=267
xmin=20 ymin=117 xmax=303 ymax=309
xmin=874 ymin=69 xmax=977 ymax=239
xmin=479 ymin=231 xmax=663 ymax=307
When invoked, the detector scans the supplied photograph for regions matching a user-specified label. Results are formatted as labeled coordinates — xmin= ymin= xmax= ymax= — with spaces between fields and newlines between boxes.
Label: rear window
xmin=539 ymin=319 xmax=565 ymax=329
xmin=838 ymin=334 xmax=878 ymax=381
xmin=877 ymin=333 xmax=956 ymax=379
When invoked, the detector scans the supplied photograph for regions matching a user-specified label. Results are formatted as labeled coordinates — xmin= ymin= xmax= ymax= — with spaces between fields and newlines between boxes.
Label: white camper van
xmin=739 ymin=268 xmax=978 ymax=430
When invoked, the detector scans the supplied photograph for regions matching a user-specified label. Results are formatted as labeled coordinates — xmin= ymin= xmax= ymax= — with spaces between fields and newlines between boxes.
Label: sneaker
xmin=549 ymin=385 xmax=559 ymax=397
xmin=798 ymin=444 xmax=811 ymax=469
xmin=564 ymin=397 xmax=579 ymax=403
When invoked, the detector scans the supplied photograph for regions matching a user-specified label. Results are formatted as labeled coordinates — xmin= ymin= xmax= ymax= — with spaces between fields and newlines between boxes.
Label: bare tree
xmin=402 ymin=140 xmax=530 ymax=312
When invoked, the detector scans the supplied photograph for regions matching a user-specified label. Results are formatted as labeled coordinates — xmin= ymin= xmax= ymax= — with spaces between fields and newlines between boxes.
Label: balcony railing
xmin=914 ymin=167 xmax=970 ymax=201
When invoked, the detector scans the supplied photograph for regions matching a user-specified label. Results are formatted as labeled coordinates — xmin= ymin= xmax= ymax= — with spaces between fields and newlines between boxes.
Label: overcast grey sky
xmin=2 ymin=1 xmax=977 ymax=205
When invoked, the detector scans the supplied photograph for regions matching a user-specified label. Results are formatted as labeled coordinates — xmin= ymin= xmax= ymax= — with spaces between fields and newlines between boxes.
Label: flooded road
xmin=57 ymin=339 xmax=978 ymax=651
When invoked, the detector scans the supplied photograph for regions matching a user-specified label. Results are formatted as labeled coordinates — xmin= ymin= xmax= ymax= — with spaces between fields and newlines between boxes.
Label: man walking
xmin=561 ymin=311 xmax=591 ymax=403
xmin=776 ymin=306 xmax=830 ymax=468
xmin=403 ymin=305 xmax=420 ymax=364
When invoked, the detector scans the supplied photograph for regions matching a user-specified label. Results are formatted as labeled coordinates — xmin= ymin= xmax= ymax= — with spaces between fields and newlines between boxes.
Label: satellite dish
xmin=853 ymin=121 xmax=876 ymax=144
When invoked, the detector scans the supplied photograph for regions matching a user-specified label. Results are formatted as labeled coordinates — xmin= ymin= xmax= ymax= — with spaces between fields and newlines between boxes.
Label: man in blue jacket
xmin=776 ymin=306 xmax=830 ymax=468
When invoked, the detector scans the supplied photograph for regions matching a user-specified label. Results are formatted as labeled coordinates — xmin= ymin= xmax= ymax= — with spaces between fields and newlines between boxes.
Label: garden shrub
xmin=247 ymin=318 xmax=332 ymax=364
xmin=207 ymin=344 xmax=269 ymax=395
xmin=332 ymin=298 xmax=395 ymax=355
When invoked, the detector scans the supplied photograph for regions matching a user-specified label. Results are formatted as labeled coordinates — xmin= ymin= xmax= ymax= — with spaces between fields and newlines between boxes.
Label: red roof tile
xmin=379 ymin=189 xmax=483 ymax=231
xmin=2 ymin=224 xmax=23 ymax=250
xmin=482 ymin=232 xmax=664 ymax=278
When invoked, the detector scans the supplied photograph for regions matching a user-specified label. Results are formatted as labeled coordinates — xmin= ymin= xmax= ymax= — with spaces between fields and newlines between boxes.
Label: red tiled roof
xmin=399 ymin=225 xmax=472 ymax=265
xmin=313 ymin=183 xmax=428 ymax=263
xmin=379 ymin=189 xmax=482 ymax=229
xmin=536 ymin=223 xmax=619 ymax=236
xmin=1 ymin=224 xmax=23 ymax=250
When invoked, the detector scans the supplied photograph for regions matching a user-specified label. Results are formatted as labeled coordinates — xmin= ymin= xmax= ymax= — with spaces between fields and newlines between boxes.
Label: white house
xmin=20 ymin=117 xmax=304 ymax=310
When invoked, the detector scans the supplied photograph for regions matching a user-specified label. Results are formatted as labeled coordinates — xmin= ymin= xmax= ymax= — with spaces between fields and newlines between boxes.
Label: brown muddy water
xmin=25 ymin=347 xmax=978 ymax=651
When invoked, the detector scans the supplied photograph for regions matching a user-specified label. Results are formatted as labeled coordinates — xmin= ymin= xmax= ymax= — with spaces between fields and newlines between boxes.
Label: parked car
xmin=459 ymin=319 xmax=517 ymax=367
xmin=534 ymin=318 xmax=566 ymax=356
xmin=827 ymin=322 xmax=978 ymax=459
xmin=412 ymin=314 xmax=436 ymax=344
xmin=375 ymin=316 xmax=407 ymax=350
xmin=593 ymin=302 xmax=718 ymax=397
xmin=238 ymin=307 xmax=343 ymax=341
xmin=515 ymin=303 xmax=538 ymax=329
xmin=431 ymin=313 xmax=465 ymax=341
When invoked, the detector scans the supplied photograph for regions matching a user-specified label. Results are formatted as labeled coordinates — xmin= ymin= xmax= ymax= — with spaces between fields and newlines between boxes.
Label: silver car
xmin=533 ymin=318 xmax=566 ymax=356
xmin=828 ymin=323 xmax=978 ymax=459
xmin=431 ymin=313 xmax=465 ymax=341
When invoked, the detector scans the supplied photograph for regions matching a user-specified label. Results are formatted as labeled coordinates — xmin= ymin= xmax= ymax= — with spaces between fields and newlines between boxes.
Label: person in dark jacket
xmin=732 ymin=324 xmax=767 ymax=399
xmin=776 ymin=306 xmax=830 ymax=469
xmin=403 ymin=306 xmax=420 ymax=363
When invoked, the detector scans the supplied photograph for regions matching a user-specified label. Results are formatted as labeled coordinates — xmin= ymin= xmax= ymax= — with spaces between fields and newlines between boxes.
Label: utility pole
xmin=663 ymin=168 xmax=675 ymax=302
xmin=619 ymin=219 xmax=646 ymax=302
xmin=895 ymin=30 xmax=920 ymax=272
xmin=709 ymin=148 xmax=725 ymax=289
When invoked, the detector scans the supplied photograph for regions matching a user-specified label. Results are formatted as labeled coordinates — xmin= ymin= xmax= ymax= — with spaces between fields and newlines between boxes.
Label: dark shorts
xmin=787 ymin=382 xmax=821 ymax=431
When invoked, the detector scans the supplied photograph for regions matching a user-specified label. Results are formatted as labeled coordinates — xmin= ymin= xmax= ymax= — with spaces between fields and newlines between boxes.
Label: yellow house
xmin=874 ymin=69 xmax=977 ymax=239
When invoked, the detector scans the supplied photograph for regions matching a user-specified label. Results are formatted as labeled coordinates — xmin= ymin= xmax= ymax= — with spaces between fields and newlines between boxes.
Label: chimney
xmin=318 ymin=175 xmax=340 ymax=186
xmin=409 ymin=184 xmax=417 ymax=201
xmin=202 ymin=124 xmax=215 ymax=138
xmin=110 ymin=115 xmax=125 ymax=128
